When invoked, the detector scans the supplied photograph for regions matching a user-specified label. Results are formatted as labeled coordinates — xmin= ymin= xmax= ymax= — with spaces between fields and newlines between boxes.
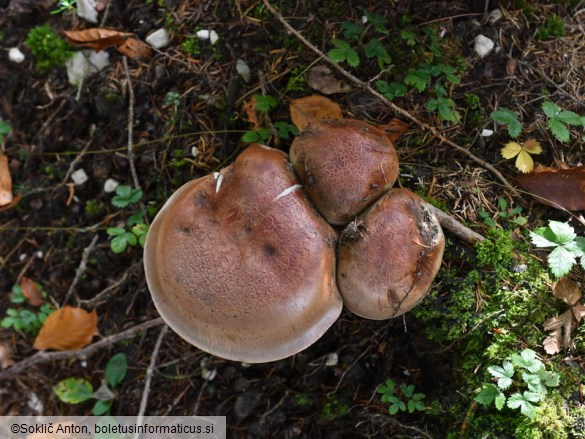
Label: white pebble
xmin=196 ymin=30 xmax=210 ymax=40
xmin=71 ymin=168 xmax=89 ymax=185
xmin=191 ymin=146 xmax=200 ymax=159
xmin=236 ymin=59 xmax=251 ymax=83
xmin=474 ymin=34 xmax=494 ymax=58
xmin=76 ymin=0 xmax=98 ymax=23
xmin=481 ymin=129 xmax=494 ymax=137
xmin=489 ymin=9 xmax=502 ymax=25
xmin=104 ymin=178 xmax=119 ymax=193
xmin=209 ymin=30 xmax=219 ymax=45
xmin=325 ymin=352 xmax=339 ymax=367
xmin=9 ymin=47 xmax=25 ymax=63
xmin=146 ymin=28 xmax=169 ymax=49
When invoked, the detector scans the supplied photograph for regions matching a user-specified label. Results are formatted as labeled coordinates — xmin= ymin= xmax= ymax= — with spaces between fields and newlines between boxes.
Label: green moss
xmin=25 ymin=24 xmax=74 ymax=73
xmin=537 ymin=14 xmax=566 ymax=40
xmin=475 ymin=227 xmax=516 ymax=267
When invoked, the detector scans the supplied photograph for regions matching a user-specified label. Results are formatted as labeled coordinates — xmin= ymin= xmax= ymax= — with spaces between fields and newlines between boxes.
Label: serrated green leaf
xmin=242 ymin=131 xmax=260 ymax=143
xmin=105 ymin=353 xmax=128 ymax=388
xmin=328 ymin=48 xmax=347 ymax=63
xmin=346 ymin=49 xmax=360 ymax=67
xmin=494 ymin=392 xmax=506 ymax=410
xmin=274 ymin=121 xmax=298 ymax=140
xmin=507 ymin=393 xmax=537 ymax=419
xmin=511 ymin=349 xmax=542 ymax=373
xmin=542 ymin=101 xmax=561 ymax=118
xmin=106 ymin=227 xmax=126 ymax=237
xmin=548 ymin=221 xmax=576 ymax=244
xmin=548 ymin=118 xmax=570 ymax=142
xmin=556 ymin=110 xmax=583 ymax=125
xmin=341 ymin=21 xmax=362 ymax=40
xmin=364 ymin=10 xmax=389 ymax=35
xmin=522 ymin=372 xmax=546 ymax=395
xmin=254 ymin=95 xmax=277 ymax=112
xmin=364 ymin=39 xmax=391 ymax=65
xmin=475 ymin=384 xmax=499 ymax=405
xmin=539 ymin=370 xmax=560 ymax=387
xmin=400 ymin=384 xmax=415 ymax=398
xmin=53 ymin=378 xmax=94 ymax=404
xmin=548 ymin=245 xmax=575 ymax=278
xmin=92 ymin=399 xmax=112 ymax=416
xmin=377 ymin=379 xmax=395 ymax=395
xmin=491 ymin=108 xmax=517 ymax=124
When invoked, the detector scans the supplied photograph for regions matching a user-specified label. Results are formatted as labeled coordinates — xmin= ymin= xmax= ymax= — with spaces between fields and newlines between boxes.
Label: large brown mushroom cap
xmin=289 ymin=119 xmax=399 ymax=225
xmin=144 ymin=144 xmax=343 ymax=363
xmin=337 ymin=188 xmax=445 ymax=320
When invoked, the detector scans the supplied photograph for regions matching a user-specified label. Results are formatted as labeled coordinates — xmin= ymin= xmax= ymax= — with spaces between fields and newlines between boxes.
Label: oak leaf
xmin=33 ymin=306 xmax=99 ymax=351
xmin=289 ymin=95 xmax=343 ymax=131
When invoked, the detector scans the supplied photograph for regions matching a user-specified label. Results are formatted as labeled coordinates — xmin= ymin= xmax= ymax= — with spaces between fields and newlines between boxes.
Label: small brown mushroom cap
xmin=289 ymin=119 xmax=399 ymax=225
xmin=337 ymin=188 xmax=445 ymax=320
xmin=144 ymin=144 xmax=343 ymax=363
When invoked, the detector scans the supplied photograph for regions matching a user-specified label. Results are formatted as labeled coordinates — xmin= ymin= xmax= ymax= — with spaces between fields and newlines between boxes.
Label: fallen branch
xmin=261 ymin=0 xmax=520 ymax=200
xmin=0 ymin=317 xmax=164 ymax=381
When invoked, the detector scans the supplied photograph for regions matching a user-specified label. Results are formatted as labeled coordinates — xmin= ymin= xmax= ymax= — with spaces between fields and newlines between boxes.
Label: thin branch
xmin=122 ymin=57 xmax=141 ymax=193
xmin=430 ymin=206 xmax=484 ymax=244
xmin=261 ymin=0 xmax=520 ymax=199
xmin=0 ymin=318 xmax=165 ymax=381
xmin=62 ymin=234 xmax=99 ymax=306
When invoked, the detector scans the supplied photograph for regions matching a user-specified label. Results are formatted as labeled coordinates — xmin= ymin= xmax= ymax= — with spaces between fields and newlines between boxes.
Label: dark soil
xmin=1 ymin=0 xmax=584 ymax=437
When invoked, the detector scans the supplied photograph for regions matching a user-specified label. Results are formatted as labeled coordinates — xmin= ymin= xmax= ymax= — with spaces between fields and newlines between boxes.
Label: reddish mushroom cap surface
xmin=144 ymin=144 xmax=343 ymax=363
xmin=289 ymin=119 xmax=399 ymax=225
xmin=337 ymin=188 xmax=445 ymax=320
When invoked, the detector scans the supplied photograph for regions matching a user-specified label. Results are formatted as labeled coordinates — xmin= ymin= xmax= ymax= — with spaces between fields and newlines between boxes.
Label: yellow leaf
xmin=516 ymin=149 xmax=534 ymax=173
xmin=33 ymin=307 xmax=99 ymax=351
xmin=501 ymin=142 xmax=521 ymax=159
xmin=522 ymin=139 xmax=542 ymax=154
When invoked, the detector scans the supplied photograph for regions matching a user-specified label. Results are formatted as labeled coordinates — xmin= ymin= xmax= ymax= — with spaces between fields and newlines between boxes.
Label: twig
xmin=122 ymin=57 xmax=141 ymax=192
xmin=135 ymin=324 xmax=168 ymax=434
xmin=0 ymin=318 xmax=165 ymax=381
xmin=62 ymin=234 xmax=99 ymax=306
xmin=60 ymin=126 xmax=95 ymax=187
xmin=78 ymin=261 xmax=142 ymax=307
xmin=430 ymin=206 xmax=484 ymax=244
xmin=261 ymin=0 xmax=520 ymax=199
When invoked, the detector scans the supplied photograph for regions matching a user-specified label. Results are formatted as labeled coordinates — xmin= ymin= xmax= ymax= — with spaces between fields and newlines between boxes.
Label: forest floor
xmin=1 ymin=0 xmax=585 ymax=438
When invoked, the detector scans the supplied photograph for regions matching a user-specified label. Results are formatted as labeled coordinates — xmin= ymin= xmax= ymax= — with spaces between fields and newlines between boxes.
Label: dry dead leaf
xmin=33 ymin=306 xmax=99 ymax=351
xmin=63 ymin=28 xmax=133 ymax=52
xmin=571 ymin=302 xmax=585 ymax=323
xmin=243 ymin=97 xmax=260 ymax=129
xmin=542 ymin=328 xmax=562 ymax=355
xmin=290 ymin=95 xmax=343 ymax=131
xmin=116 ymin=37 xmax=152 ymax=59
xmin=0 ymin=343 xmax=15 ymax=369
xmin=307 ymin=65 xmax=351 ymax=95
xmin=552 ymin=277 xmax=582 ymax=306
xmin=516 ymin=165 xmax=585 ymax=210
xmin=543 ymin=310 xmax=574 ymax=351
xmin=0 ymin=151 xmax=13 ymax=207
xmin=378 ymin=118 xmax=410 ymax=143
xmin=20 ymin=277 xmax=45 ymax=307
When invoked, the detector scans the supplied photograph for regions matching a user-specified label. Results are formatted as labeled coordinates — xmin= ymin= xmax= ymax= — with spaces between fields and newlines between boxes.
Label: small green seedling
xmin=1 ymin=284 xmax=55 ymax=335
xmin=242 ymin=95 xmax=298 ymax=143
xmin=0 ymin=120 xmax=13 ymax=144
xmin=51 ymin=0 xmax=77 ymax=14
xmin=475 ymin=349 xmax=560 ymax=419
xmin=478 ymin=198 xmax=527 ymax=228
xmin=53 ymin=352 xmax=128 ymax=415
xmin=490 ymin=108 xmax=522 ymax=138
xmin=530 ymin=220 xmax=585 ymax=278
xmin=107 ymin=185 xmax=148 ymax=254
xmin=111 ymin=185 xmax=143 ymax=209
xmin=377 ymin=378 xmax=426 ymax=415
xmin=541 ymin=101 xmax=585 ymax=143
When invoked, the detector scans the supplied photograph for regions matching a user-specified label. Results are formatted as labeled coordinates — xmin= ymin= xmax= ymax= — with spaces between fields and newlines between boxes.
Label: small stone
xmin=191 ymin=146 xmax=200 ymax=159
xmin=146 ymin=28 xmax=169 ymax=49
xmin=196 ymin=30 xmax=210 ymax=40
xmin=9 ymin=47 xmax=25 ymax=63
xmin=481 ymin=129 xmax=494 ymax=137
xmin=209 ymin=30 xmax=219 ymax=45
xmin=474 ymin=34 xmax=494 ymax=58
xmin=325 ymin=352 xmax=338 ymax=366
xmin=104 ymin=178 xmax=119 ymax=193
xmin=489 ymin=9 xmax=503 ymax=25
xmin=236 ymin=59 xmax=251 ymax=83
xmin=76 ymin=0 xmax=98 ymax=23
xmin=71 ymin=168 xmax=89 ymax=185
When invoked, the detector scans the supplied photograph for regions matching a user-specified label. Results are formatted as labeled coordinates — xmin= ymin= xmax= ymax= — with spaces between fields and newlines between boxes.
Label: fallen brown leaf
xmin=0 ymin=343 xmax=15 ymax=369
xmin=378 ymin=118 xmax=410 ymax=143
xmin=289 ymin=95 xmax=343 ymax=131
xmin=33 ymin=306 xmax=99 ymax=351
xmin=542 ymin=328 xmax=562 ymax=355
xmin=307 ymin=65 xmax=351 ymax=95
xmin=571 ymin=302 xmax=585 ymax=323
xmin=552 ymin=277 xmax=582 ymax=306
xmin=20 ymin=277 xmax=45 ymax=307
xmin=0 ymin=151 xmax=13 ymax=207
xmin=116 ymin=37 xmax=152 ymax=59
xmin=63 ymin=28 xmax=133 ymax=52
xmin=516 ymin=165 xmax=585 ymax=210
xmin=243 ymin=97 xmax=260 ymax=129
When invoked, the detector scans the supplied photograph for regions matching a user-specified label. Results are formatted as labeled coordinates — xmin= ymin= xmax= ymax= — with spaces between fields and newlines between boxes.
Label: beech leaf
xmin=33 ymin=306 xmax=99 ymax=351
xmin=116 ymin=37 xmax=152 ymax=59
xmin=289 ymin=95 xmax=343 ymax=131
xmin=63 ymin=28 xmax=133 ymax=52
xmin=378 ymin=119 xmax=410 ymax=143
xmin=515 ymin=165 xmax=585 ymax=210
xmin=20 ymin=276 xmax=46 ymax=307
xmin=571 ymin=302 xmax=585 ymax=323
xmin=552 ymin=277 xmax=582 ymax=305
xmin=543 ymin=328 xmax=562 ymax=355
xmin=307 ymin=65 xmax=351 ymax=95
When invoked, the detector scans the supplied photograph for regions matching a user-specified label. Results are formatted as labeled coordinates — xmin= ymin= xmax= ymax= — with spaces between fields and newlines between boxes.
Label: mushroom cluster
xmin=144 ymin=119 xmax=445 ymax=363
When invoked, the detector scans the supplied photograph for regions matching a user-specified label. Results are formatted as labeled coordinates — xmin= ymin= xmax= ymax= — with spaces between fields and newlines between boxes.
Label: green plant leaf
xmin=545 ymin=221 xmax=575 ymax=244
xmin=490 ymin=108 xmax=522 ymax=138
xmin=475 ymin=383 xmax=499 ymax=405
xmin=538 ymin=370 xmax=560 ymax=388
xmin=400 ymin=384 xmax=415 ymax=398
xmin=254 ymin=95 xmax=277 ymax=112
xmin=556 ymin=110 xmax=583 ymax=125
xmin=494 ymin=392 xmax=506 ymax=410
xmin=364 ymin=38 xmax=391 ymax=66
xmin=506 ymin=393 xmax=537 ymax=419
xmin=53 ymin=378 xmax=94 ymax=404
xmin=10 ymin=285 xmax=26 ymax=304
xmin=111 ymin=185 xmax=143 ymax=208
xmin=488 ymin=361 xmax=514 ymax=390
xmin=377 ymin=379 xmax=395 ymax=395
xmin=522 ymin=372 xmax=547 ymax=395
xmin=364 ymin=10 xmax=389 ymax=35
xmin=105 ymin=353 xmax=128 ymax=388
xmin=375 ymin=80 xmax=407 ymax=100
xmin=92 ymin=399 xmax=112 ymax=416
xmin=548 ymin=118 xmax=570 ymax=142
xmin=274 ymin=121 xmax=299 ymax=140
xmin=241 ymin=130 xmax=260 ymax=143
xmin=405 ymin=67 xmax=431 ymax=92
xmin=329 ymin=39 xmax=360 ymax=67
xmin=511 ymin=349 xmax=542 ymax=373
xmin=110 ymin=232 xmax=137 ymax=254
xmin=548 ymin=245 xmax=575 ymax=278
xmin=341 ymin=21 xmax=362 ymax=40
xmin=541 ymin=101 xmax=561 ymax=118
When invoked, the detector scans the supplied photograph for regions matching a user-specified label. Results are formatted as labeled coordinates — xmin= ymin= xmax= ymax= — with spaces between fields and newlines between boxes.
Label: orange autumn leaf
xmin=243 ymin=97 xmax=260 ymax=129
xmin=63 ymin=28 xmax=133 ymax=52
xmin=289 ymin=95 xmax=343 ymax=131
xmin=20 ymin=277 xmax=45 ymax=307
xmin=117 ymin=37 xmax=152 ymax=59
xmin=378 ymin=118 xmax=410 ymax=143
xmin=0 ymin=150 xmax=13 ymax=207
xmin=33 ymin=306 xmax=99 ymax=351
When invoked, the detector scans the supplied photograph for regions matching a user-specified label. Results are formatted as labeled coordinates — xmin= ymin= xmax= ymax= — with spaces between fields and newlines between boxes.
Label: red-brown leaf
xmin=20 ymin=276 xmax=45 ymax=307
xmin=0 ymin=151 xmax=13 ymax=207
xmin=378 ymin=119 xmax=410 ymax=143
xmin=63 ymin=28 xmax=133 ymax=52
xmin=542 ymin=328 xmax=562 ymax=355
xmin=33 ymin=307 xmax=99 ymax=351
xmin=116 ymin=37 xmax=152 ymax=59
xmin=289 ymin=95 xmax=343 ymax=131
xmin=516 ymin=165 xmax=585 ymax=210
xmin=552 ymin=277 xmax=582 ymax=306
